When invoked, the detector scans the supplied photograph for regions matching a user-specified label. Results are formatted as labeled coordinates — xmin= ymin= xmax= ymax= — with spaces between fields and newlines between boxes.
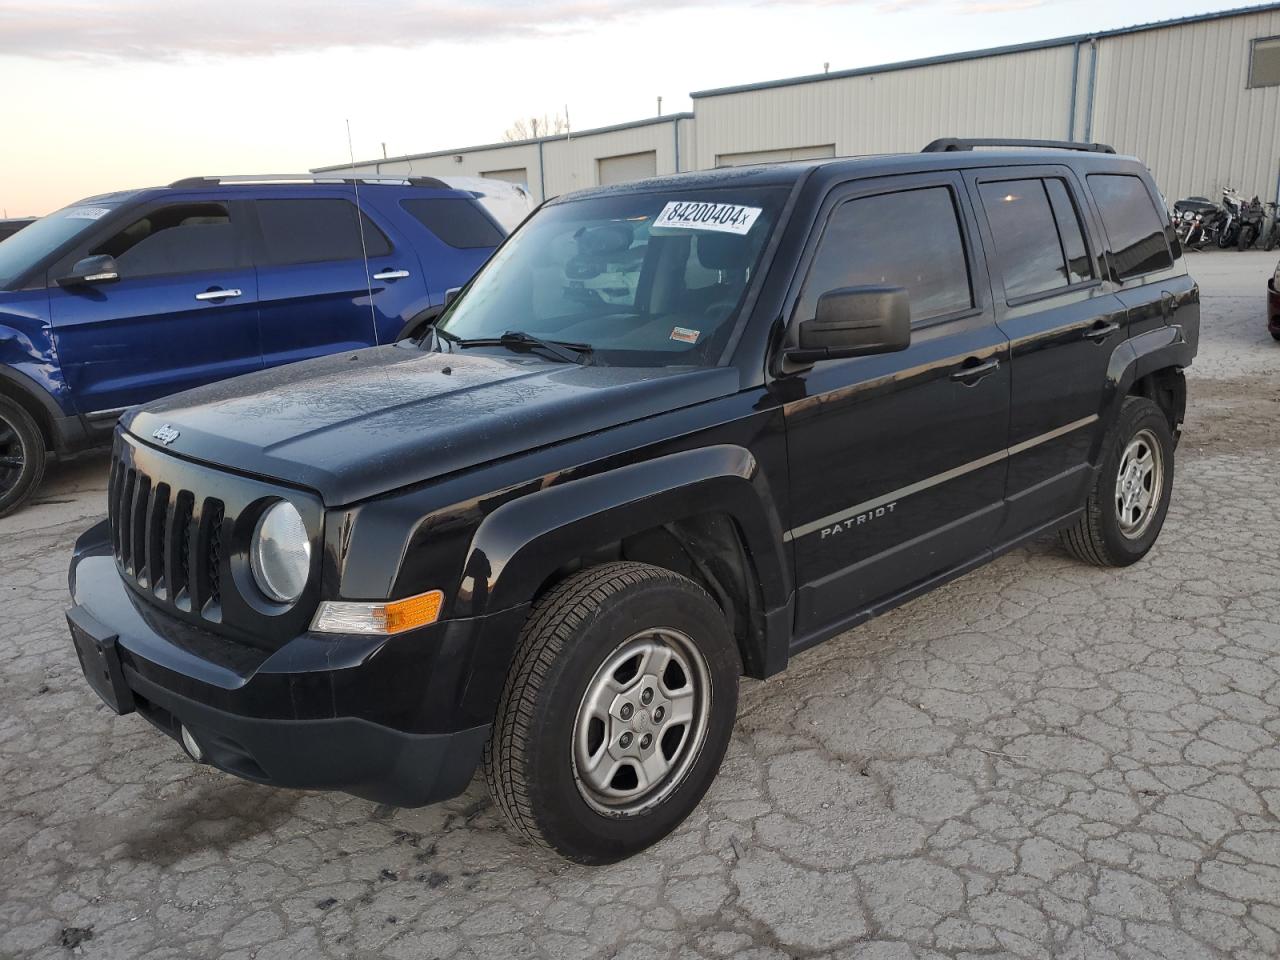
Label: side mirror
xmin=444 ymin=286 xmax=462 ymax=307
xmin=787 ymin=285 xmax=911 ymax=363
xmin=58 ymin=255 xmax=119 ymax=287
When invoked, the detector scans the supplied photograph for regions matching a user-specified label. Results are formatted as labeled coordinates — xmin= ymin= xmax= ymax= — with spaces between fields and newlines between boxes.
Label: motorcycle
xmin=1216 ymin=187 xmax=1245 ymax=249
xmin=1173 ymin=196 xmax=1220 ymax=249
xmin=1236 ymin=195 xmax=1266 ymax=250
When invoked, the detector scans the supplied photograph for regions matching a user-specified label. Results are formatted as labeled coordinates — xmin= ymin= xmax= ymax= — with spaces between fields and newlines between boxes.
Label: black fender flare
xmin=1104 ymin=323 xmax=1194 ymax=427
xmin=453 ymin=443 xmax=792 ymax=630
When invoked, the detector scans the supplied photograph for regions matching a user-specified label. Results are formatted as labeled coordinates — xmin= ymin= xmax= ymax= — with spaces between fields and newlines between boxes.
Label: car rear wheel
xmin=1060 ymin=396 xmax=1175 ymax=567
xmin=483 ymin=561 xmax=740 ymax=864
xmin=0 ymin=395 xmax=46 ymax=518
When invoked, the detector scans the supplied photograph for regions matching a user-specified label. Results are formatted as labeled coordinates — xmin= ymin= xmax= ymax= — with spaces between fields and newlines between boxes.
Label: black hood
xmin=123 ymin=345 xmax=740 ymax=505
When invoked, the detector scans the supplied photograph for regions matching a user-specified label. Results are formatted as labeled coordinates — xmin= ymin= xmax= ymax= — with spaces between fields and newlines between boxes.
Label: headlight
xmin=250 ymin=500 xmax=311 ymax=603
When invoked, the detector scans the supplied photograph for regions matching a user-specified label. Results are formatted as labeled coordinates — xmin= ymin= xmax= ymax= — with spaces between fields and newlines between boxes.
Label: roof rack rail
xmin=167 ymin=174 xmax=451 ymax=188
xmin=922 ymin=137 xmax=1116 ymax=155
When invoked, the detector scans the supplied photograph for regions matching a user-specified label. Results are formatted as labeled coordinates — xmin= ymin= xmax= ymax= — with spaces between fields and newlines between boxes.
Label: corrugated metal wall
xmin=1090 ymin=8 xmax=1280 ymax=203
xmin=329 ymin=116 xmax=692 ymax=203
xmin=321 ymin=8 xmax=1280 ymax=208
xmin=693 ymin=45 xmax=1078 ymax=169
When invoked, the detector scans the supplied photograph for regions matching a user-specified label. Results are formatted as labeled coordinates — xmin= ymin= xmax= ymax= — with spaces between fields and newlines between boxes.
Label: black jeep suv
xmin=67 ymin=139 xmax=1198 ymax=863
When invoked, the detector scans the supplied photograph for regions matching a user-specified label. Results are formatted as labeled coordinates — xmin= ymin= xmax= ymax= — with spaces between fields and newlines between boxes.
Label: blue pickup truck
xmin=0 ymin=175 xmax=509 ymax=516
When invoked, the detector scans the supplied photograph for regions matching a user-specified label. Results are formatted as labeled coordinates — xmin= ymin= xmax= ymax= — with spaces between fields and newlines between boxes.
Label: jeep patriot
xmin=67 ymin=139 xmax=1199 ymax=863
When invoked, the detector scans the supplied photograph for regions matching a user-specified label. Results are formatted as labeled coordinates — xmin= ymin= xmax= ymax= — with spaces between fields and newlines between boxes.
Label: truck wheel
xmin=483 ymin=561 xmax=740 ymax=864
xmin=0 ymin=395 xmax=46 ymax=518
xmin=1060 ymin=397 xmax=1174 ymax=567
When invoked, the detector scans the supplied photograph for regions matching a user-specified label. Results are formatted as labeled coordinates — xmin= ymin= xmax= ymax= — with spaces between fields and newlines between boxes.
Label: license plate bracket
xmin=67 ymin=606 xmax=135 ymax=715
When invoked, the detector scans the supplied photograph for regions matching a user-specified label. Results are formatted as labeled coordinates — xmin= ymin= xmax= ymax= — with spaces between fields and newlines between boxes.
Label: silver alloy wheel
xmin=571 ymin=627 xmax=712 ymax=817
xmin=1115 ymin=428 xmax=1164 ymax=539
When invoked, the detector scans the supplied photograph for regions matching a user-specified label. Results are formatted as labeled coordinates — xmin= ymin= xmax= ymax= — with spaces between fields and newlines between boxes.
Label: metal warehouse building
xmin=318 ymin=3 xmax=1280 ymax=207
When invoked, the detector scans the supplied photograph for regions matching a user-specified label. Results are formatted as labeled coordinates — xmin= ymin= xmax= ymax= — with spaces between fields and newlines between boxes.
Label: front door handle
xmin=1083 ymin=320 xmax=1120 ymax=342
xmin=950 ymin=356 xmax=1000 ymax=384
xmin=194 ymin=288 xmax=242 ymax=301
xmin=372 ymin=269 xmax=410 ymax=281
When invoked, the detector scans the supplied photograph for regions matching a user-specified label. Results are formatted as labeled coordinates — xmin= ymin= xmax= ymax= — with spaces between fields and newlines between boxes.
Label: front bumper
xmin=67 ymin=520 xmax=528 ymax=807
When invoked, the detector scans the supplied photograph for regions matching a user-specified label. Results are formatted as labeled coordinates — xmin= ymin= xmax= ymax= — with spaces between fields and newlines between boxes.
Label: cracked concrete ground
xmin=3 ymin=251 xmax=1280 ymax=960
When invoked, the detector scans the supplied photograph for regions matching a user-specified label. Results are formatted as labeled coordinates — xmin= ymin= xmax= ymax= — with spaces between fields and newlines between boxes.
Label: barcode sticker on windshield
xmin=65 ymin=207 xmax=111 ymax=220
xmin=652 ymin=201 xmax=762 ymax=235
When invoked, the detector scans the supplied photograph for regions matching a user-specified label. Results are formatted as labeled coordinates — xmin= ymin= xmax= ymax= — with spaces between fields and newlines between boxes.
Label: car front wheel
xmin=0 ymin=395 xmax=46 ymax=518
xmin=483 ymin=561 xmax=740 ymax=864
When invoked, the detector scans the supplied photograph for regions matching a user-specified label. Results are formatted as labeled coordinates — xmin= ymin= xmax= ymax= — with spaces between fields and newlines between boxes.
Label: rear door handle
xmin=950 ymin=356 xmax=1000 ymax=384
xmin=1083 ymin=320 xmax=1120 ymax=342
xmin=373 ymin=269 xmax=410 ymax=281
xmin=194 ymin=288 xmax=242 ymax=301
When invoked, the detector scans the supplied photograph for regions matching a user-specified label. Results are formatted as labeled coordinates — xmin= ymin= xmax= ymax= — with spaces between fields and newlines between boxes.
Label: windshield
xmin=0 ymin=203 xmax=120 ymax=289
xmin=436 ymin=186 xmax=787 ymax=367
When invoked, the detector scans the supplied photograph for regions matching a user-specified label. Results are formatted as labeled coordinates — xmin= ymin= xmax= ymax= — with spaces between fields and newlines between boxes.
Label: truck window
xmin=401 ymin=198 xmax=505 ymax=249
xmin=255 ymin=198 xmax=391 ymax=265
xmin=978 ymin=178 xmax=1094 ymax=300
xmin=1086 ymin=174 xmax=1174 ymax=279
xmin=796 ymin=186 xmax=972 ymax=326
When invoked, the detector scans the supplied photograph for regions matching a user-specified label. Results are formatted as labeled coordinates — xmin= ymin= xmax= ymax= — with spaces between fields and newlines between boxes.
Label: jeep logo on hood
xmin=151 ymin=424 xmax=180 ymax=446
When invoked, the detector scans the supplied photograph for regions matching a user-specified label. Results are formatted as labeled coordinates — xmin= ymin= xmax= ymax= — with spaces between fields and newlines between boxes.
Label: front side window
xmin=978 ymin=178 xmax=1094 ymax=300
xmin=255 ymin=198 xmax=391 ymax=265
xmin=0 ymin=202 xmax=123 ymax=289
xmin=796 ymin=186 xmax=973 ymax=326
xmin=437 ymin=186 xmax=787 ymax=367
xmin=92 ymin=202 xmax=236 ymax=279
xmin=1087 ymin=174 xmax=1174 ymax=279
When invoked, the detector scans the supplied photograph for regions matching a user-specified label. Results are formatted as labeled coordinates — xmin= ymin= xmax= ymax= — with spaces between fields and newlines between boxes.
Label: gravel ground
xmin=3 ymin=251 xmax=1279 ymax=960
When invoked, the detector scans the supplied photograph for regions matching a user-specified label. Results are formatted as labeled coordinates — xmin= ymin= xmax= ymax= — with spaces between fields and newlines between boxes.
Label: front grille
xmin=108 ymin=454 xmax=226 ymax=622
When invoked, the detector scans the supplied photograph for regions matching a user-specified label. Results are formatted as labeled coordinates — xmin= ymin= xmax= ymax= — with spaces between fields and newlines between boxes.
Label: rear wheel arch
xmin=395 ymin=304 xmax=443 ymax=341
xmin=1128 ymin=366 xmax=1186 ymax=436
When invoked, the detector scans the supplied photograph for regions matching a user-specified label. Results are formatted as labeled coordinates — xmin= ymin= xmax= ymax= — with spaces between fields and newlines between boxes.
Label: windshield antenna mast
xmin=347 ymin=118 xmax=379 ymax=346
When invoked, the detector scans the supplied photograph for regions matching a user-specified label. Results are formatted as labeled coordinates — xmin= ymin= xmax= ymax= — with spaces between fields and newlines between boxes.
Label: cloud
xmin=0 ymin=0 xmax=1045 ymax=62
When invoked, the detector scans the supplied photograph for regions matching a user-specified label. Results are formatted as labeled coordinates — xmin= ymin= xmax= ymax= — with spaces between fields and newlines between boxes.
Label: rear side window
xmin=1087 ymin=174 xmax=1174 ymax=279
xmin=978 ymin=178 xmax=1094 ymax=300
xmin=92 ymin=202 xmax=237 ymax=279
xmin=400 ymin=198 xmax=505 ymax=249
xmin=797 ymin=186 xmax=973 ymax=326
xmin=255 ymin=198 xmax=391 ymax=265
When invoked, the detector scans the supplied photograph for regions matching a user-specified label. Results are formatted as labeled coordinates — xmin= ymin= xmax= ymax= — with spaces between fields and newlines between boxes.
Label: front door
xmin=778 ymin=174 xmax=1011 ymax=645
xmin=48 ymin=198 xmax=261 ymax=415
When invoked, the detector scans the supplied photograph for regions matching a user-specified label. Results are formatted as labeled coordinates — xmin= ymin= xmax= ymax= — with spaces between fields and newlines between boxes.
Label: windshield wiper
xmin=447 ymin=330 xmax=593 ymax=365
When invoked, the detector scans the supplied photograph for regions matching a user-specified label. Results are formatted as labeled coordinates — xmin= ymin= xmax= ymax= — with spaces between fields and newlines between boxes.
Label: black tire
xmin=1238 ymin=226 xmax=1256 ymax=251
xmin=1265 ymin=231 xmax=1277 ymax=253
xmin=1271 ymin=328 xmax=1280 ymax=342
xmin=0 ymin=395 xmax=47 ymax=519
xmin=483 ymin=561 xmax=740 ymax=864
xmin=1060 ymin=397 xmax=1175 ymax=567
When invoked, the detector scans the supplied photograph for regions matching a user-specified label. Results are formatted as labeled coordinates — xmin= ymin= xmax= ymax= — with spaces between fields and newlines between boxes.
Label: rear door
xmin=778 ymin=173 xmax=1011 ymax=644
xmin=47 ymin=198 xmax=261 ymax=415
xmin=249 ymin=193 xmax=422 ymax=367
xmin=964 ymin=166 xmax=1124 ymax=541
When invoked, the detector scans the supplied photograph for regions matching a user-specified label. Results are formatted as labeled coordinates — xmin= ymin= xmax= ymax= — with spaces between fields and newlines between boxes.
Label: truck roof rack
xmin=167 ymin=174 xmax=451 ymax=189
xmin=922 ymin=138 xmax=1116 ymax=155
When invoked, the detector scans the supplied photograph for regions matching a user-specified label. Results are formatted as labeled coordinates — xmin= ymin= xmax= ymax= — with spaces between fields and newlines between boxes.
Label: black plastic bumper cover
xmin=67 ymin=520 xmax=528 ymax=807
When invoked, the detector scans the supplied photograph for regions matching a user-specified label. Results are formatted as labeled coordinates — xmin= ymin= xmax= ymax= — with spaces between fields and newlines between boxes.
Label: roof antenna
xmin=347 ymin=118 xmax=380 ymax=347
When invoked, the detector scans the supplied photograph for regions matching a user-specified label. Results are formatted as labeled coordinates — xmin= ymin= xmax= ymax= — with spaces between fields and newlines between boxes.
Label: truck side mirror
xmin=787 ymin=285 xmax=911 ymax=364
xmin=58 ymin=255 xmax=120 ymax=287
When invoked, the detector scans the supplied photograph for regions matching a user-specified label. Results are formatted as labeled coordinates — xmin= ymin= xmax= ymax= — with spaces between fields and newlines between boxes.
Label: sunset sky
xmin=0 ymin=0 xmax=1262 ymax=217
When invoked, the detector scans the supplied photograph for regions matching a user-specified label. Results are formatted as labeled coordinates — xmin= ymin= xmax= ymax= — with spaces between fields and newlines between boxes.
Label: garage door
xmin=480 ymin=167 xmax=529 ymax=187
xmin=597 ymin=151 xmax=658 ymax=185
xmin=715 ymin=144 xmax=837 ymax=167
